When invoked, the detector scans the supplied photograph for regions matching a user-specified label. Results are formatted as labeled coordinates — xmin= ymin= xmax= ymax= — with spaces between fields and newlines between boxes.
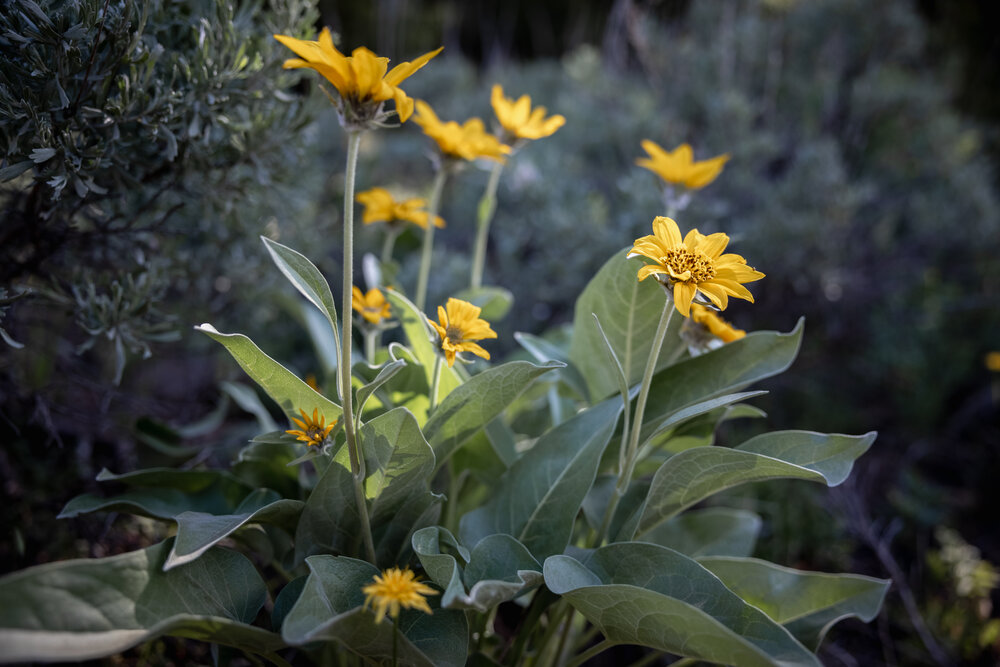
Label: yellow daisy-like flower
xmin=362 ymin=567 xmax=436 ymax=624
xmin=689 ymin=303 xmax=746 ymax=343
xmin=986 ymin=351 xmax=1000 ymax=373
xmin=286 ymin=408 xmax=336 ymax=447
xmin=490 ymin=84 xmax=565 ymax=141
xmin=356 ymin=187 xmax=445 ymax=230
xmin=428 ymin=297 xmax=498 ymax=367
xmin=352 ymin=286 xmax=392 ymax=325
xmin=413 ymin=101 xmax=511 ymax=163
xmin=273 ymin=28 xmax=442 ymax=126
xmin=628 ymin=216 xmax=765 ymax=317
xmin=636 ymin=140 xmax=730 ymax=190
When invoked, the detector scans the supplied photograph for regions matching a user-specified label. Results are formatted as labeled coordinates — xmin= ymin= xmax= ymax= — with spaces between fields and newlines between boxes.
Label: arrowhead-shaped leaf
xmin=698 ymin=556 xmax=891 ymax=650
xmin=0 ymin=540 xmax=282 ymax=663
xmin=544 ymin=542 xmax=820 ymax=667
xmin=460 ymin=399 xmax=621 ymax=560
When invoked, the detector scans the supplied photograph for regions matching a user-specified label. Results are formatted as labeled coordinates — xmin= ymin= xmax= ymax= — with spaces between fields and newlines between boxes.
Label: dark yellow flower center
xmin=660 ymin=248 xmax=716 ymax=283
xmin=445 ymin=325 xmax=464 ymax=343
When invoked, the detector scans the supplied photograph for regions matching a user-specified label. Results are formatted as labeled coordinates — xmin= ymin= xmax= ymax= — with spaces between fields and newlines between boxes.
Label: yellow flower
xmin=286 ymin=408 xmax=336 ymax=447
xmin=413 ymin=101 xmax=511 ymax=162
xmin=352 ymin=286 xmax=392 ymax=325
xmin=273 ymin=28 xmax=441 ymax=125
xmin=689 ymin=303 xmax=746 ymax=343
xmin=362 ymin=567 xmax=436 ymax=624
xmin=636 ymin=140 xmax=730 ymax=189
xmin=986 ymin=351 xmax=1000 ymax=373
xmin=356 ymin=187 xmax=445 ymax=230
xmin=490 ymin=84 xmax=565 ymax=141
xmin=429 ymin=297 xmax=498 ymax=367
xmin=628 ymin=216 xmax=764 ymax=317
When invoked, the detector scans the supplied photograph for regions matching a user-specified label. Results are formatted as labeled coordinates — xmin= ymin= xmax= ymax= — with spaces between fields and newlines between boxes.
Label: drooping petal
xmin=673 ymin=281 xmax=697 ymax=317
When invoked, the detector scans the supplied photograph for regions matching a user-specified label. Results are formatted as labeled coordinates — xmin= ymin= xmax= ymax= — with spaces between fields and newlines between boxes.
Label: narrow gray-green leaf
xmin=569 ymin=251 xmax=684 ymax=401
xmin=220 ymin=380 xmax=279 ymax=433
xmin=641 ymin=508 xmax=763 ymax=558
xmin=460 ymin=399 xmax=621 ymax=560
xmin=261 ymin=236 xmax=340 ymax=359
xmin=0 ymin=540 xmax=282 ymax=663
xmin=281 ymin=555 xmax=468 ymax=667
xmin=197 ymin=324 xmax=341 ymax=423
xmin=514 ymin=331 xmax=590 ymax=401
xmin=640 ymin=320 xmax=804 ymax=431
xmin=166 ymin=491 xmax=304 ymax=570
xmin=698 ymin=556 xmax=890 ymax=650
xmin=736 ymin=431 xmax=877 ymax=486
xmin=544 ymin=543 xmax=820 ymax=667
xmin=640 ymin=390 xmax=768 ymax=448
xmin=424 ymin=360 xmax=562 ymax=469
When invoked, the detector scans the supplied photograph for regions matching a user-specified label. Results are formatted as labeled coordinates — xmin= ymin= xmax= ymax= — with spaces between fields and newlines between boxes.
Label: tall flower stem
xmin=414 ymin=166 xmax=449 ymax=312
xmin=364 ymin=328 xmax=377 ymax=365
xmin=470 ymin=160 xmax=505 ymax=289
xmin=429 ymin=354 xmax=443 ymax=411
xmin=380 ymin=227 xmax=400 ymax=269
xmin=341 ymin=129 xmax=376 ymax=564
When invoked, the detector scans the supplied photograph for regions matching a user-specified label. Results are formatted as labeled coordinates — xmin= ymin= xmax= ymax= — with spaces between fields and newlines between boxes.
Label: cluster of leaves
xmin=0 ymin=0 xmax=320 ymax=378
xmin=0 ymin=228 xmax=889 ymax=664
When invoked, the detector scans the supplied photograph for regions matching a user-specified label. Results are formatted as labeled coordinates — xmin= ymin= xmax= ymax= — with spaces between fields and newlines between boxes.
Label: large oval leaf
xmin=544 ymin=542 xmax=820 ymax=667
xmin=0 ymin=540 xmax=282 ymax=663
xmin=568 ymin=251 xmax=683 ymax=401
xmin=699 ymin=557 xmax=891 ymax=650
xmin=281 ymin=555 xmax=468 ymax=667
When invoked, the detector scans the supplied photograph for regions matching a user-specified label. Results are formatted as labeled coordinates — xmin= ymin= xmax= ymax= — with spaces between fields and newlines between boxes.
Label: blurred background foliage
xmin=2 ymin=0 xmax=999 ymax=664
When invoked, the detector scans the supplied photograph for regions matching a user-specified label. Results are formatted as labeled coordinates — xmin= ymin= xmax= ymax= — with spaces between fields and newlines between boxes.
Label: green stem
xmin=470 ymin=160 xmax=505 ymax=289
xmin=364 ymin=328 xmax=377 ymax=365
xmin=549 ymin=607 xmax=575 ymax=667
xmin=621 ymin=296 xmax=674 ymax=486
xmin=392 ymin=621 xmax=399 ymax=667
xmin=415 ymin=167 xmax=449 ymax=312
xmin=380 ymin=227 xmax=400 ymax=269
xmin=626 ymin=651 xmax=671 ymax=667
xmin=564 ymin=639 xmax=619 ymax=667
xmin=429 ymin=354 xmax=443 ymax=411
xmin=341 ymin=129 xmax=376 ymax=565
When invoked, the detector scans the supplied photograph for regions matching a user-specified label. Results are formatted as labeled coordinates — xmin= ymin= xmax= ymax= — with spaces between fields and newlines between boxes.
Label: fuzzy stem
xmin=341 ymin=130 xmax=376 ymax=565
xmin=380 ymin=227 xmax=400 ymax=269
xmin=415 ymin=167 xmax=449 ymax=312
xmin=364 ymin=327 xmax=377 ymax=365
xmin=564 ymin=639 xmax=619 ymax=667
xmin=429 ymin=353 xmax=444 ymax=412
xmin=470 ymin=160 xmax=505 ymax=289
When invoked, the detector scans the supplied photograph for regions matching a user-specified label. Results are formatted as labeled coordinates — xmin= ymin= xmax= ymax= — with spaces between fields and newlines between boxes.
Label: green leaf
xmin=640 ymin=319 xmax=804 ymax=432
xmin=166 ymin=489 xmax=304 ymax=570
xmin=59 ymin=468 xmax=252 ymax=520
xmin=544 ymin=543 xmax=820 ymax=667
xmin=281 ymin=555 xmax=468 ymax=667
xmin=641 ymin=508 xmax=763 ymax=558
xmin=460 ymin=399 xmax=622 ymax=560
xmin=514 ymin=331 xmax=590 ymax=402
xmin=568 ymin=251 xmax=684 ymax=401
xmin=197 ymin=323 xmax=341 ymax=423
xmin=412 ymin=526 xmax=469 ymax=607
xmin=452 ymin=286 xmax=514 ymax=321
xmin=385 ymin=289 xmax=462 ymax=401
xmin=261 ymin=236 xmax=340 ymax=364
xmin=232 ymin=439 xmax=301 ymax=499
xmin=639 ymin=390 xmax=768 ymax=447
xmin=0 ymin=540 xmax=283 ymax=663
xmin=355 ymin=358 xmax=407 ymax=418
xmin=220 ymin=380 xmax=279 ymax=433
xmin=698 ymin=557 xmax=890 ymax=649
xmin=632 ymin=431 xmax=877 ymax=538
xmin=424 ymin=360 xmax=562 ymax=469
xmin=294 ymin=448 xmax=359 ymax=562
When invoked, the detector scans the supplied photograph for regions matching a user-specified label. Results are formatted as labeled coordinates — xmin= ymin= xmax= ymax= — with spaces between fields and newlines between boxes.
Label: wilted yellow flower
xmin=637 ymin=140 xmax=730 ymax=189
xmin=490 ymin=84 xmax=565 ymax=141
xmin=413 ymin=101 xmax=511 ymax=162
xmin=628 ymin=216 xmax=764 ymax=317
xmin=356 ymin=187 xmax=444 ymax=230
xmin=352 ymin=286 xmax=392 ymax=325
xmin=362 ymin=567 xmax=436 ymax=624
xmin=429 ymin=297 xmax=498 ymax=367
xmin=286 ymin=408 xmax=336 ymax=447
xmin=689 ymin=303 xmax=746 ymax=343
xmin=273 ymin=28 xmax=441 ymax=126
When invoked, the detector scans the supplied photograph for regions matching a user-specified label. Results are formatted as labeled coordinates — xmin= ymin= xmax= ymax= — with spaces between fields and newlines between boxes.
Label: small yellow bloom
xmin=689 ymin=303 xmax=746 ymax=343
xmin=490 ymin=84 xmax=565 ymax=141
xmin=305 ymin=373 xmax=321 ymax=392
xmin=273 ymin=28 xmax=441 ymax=125
xmin=986 ymin=352 xmax=1000 ymax=373
xmin=352 ymin=286 xmax=392 ymax=325
xmin=362 ymin=567 xmax=436 ymax=624
xmin=628 ymin=216 xmax=764 ymax=317
xmin=356 ymin=187 xmax=445 ymax=230
xmin=429 ymin=297 xmax=498 ymax=367
xmin=637 ymin=140 xmax=730 ymax=189
xmin=286 ymin=408 xmax=336 ymax=447
xmin=413 ymin=101 xmax=511 ymax=163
